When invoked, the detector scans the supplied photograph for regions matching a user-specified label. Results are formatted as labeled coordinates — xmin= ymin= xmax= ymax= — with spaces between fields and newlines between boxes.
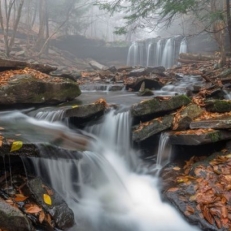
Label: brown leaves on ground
xmin=171 ymin=153 xmax=231 ymax=229
xmin=194 ymin=111 xmax=231 ymax=121
xmin=172 ymin=106 xmax=185 ymax=130
xmin=0 ymin=67 xmax=66 ymax=87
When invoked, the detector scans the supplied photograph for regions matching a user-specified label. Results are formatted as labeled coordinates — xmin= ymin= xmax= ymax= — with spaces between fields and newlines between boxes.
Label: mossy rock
xmin=205 ymin=100 xmax=231 ymax=113
xmin=131 ymin=95 xmax=191 ymax=117
xmin=0 ymin=74 xmax=81 ymax=105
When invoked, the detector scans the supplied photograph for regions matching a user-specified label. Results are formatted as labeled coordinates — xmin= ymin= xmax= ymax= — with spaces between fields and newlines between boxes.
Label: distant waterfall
xmin=179 ymin=37 xmax=188 ymax=54
xmin=146 ymin=43 xmax=153 ymax=67
xmin=161 ymin=38 xmax=175 ymax=68
xmin=154 ymin=40 xmax=162 ymax=66
xmin=127 ymin=37 xmax=187 ymax=68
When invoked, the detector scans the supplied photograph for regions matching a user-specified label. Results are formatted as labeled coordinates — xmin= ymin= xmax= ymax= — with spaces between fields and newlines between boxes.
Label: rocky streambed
xmin=1 ymin=57 xmax=231 ymax=230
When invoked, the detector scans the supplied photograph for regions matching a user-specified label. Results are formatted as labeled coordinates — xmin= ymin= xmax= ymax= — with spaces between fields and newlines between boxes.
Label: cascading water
xmin=154 ymin=40 xmax=162 ymax=66
xmin=146 ymin=43 xmax=153 ymax=67
xmin=179 ymin=37 xmax=188 ymax=54
xmin=155 ymin=132 xmax=172 ymax=170
xmin=0 ymin=110 xmax=201 ymax=231
xmin=161 ymin=38 xmax=175 ymax=68
xmin=127 ymin=42 xmax=139 ymax=66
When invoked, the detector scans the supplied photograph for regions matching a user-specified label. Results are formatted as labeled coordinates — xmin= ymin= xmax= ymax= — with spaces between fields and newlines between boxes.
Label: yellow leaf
xmin=43 ymin=194 xmax=52 ymax=205
xmin=72 ymin=105 xmax=78 ymax=109
xmin=10 ymin=141 xmax=23 ymax=152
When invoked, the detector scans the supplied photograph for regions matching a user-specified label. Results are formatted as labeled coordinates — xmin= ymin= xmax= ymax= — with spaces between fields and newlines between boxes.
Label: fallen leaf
xmin=10 ymin=141 xmax=23 ymax=152
xmin=25 ymin=204 xmax=42 ymax=214
xmin=43 ymin=194 xmax=52 ymax=205
xmin=39 ymin=210 xmax=45 ymax=223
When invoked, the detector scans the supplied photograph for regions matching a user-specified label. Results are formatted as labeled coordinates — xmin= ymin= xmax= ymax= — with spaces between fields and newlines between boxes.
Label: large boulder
xmin=0 ymin=198 xmax=34 ymax=231
xmin=0 ymin=72 xmax=81 ymax=105
xmin=131 ymin=95 xmax=191 ymax=117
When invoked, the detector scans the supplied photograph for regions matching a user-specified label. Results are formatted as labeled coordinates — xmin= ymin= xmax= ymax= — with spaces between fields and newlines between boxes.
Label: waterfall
xmin=146 ymin=43 xmax=153 ymax=67
xmin=127 ymin=42 xmax=140 ymax=66
xmin=154 ymin=40 xmax=162 ymax=66
xmin=161 ymin=38 xmax=175 ymax=68
xmin=0 ymin=110 xmax=200 ymax=231
xmin=179 ymin=37 xmax=188 ymax=54
xmin=155 ymin=133 xmax=172 ymax=170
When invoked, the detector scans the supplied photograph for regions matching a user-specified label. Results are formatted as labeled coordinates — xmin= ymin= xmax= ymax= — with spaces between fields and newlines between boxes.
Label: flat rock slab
xmin=168 ymin=129 xmax=231 ymax=145
xmin=25 ymin=178 xmax=74 ymax=230
xmin=29 ymin=101 xmax=107 ymax=121
xmin=132 ymin=115 xmax=173 ymax=142
xmin=131 ymin=95 xmax=191 ymax=117
xmin=190 ymin=116 xmax=231 ymax=129
xmin=0 ymin=198 xmax=34 ymax=231
xmin=205 ymin=100 xmax=231 ymax=113
xmin=0 ymin=141 xmax=83 ymax=159
xmin=65 ymin=101 xmax=106 ymax=119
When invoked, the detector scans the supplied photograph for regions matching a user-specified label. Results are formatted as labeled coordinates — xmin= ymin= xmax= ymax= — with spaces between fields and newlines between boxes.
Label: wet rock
xmin=117 ymin=66 xmax=132 ymax=72
xmin=108 ymin=85 xmax=124 ymax=91
xmin=146 ymin=66 xmax=165 ymax=75
xmin=0 ymin=198 xmax=34 ymax=231
xmin=131 ymin=95 xmax=191 ymax=117
xmin=128 ymin=68 xmax=146 ymax=77
xmin=132 ymin=115 xmax=173 ymax=142
xmin=190 ymin=115 xmax=231 ymax=129
xmin=0 ymin=74 xmax=81 ymax=105
xmin=173 ymin=104 xmax=204 ymax=130
xmin=0 ymin=139 xmax=84 ymax=158
xmin=164 ymin=152 xmax=231 ymax=231
xmin=88 ymin=60 xmax=108 ymax=70
xmin=125 ymin=76 xmax=163 ymax=91
xmin=26 ymin=178 xmax=74 ymax=230
xmin=65 ymin=100 xmax=106 ymax=119
xmin=168 ymin=129 xmax=231 ymax=145
xmin=128 ymin=66 xmax=165 ymax=77
xmin=50 ymin=70 xmax=81 ymax=82
xmin=137 ymin=89 xmax=154 ymax=96
xmin=205 ymin=100 xmax=231 ymax=113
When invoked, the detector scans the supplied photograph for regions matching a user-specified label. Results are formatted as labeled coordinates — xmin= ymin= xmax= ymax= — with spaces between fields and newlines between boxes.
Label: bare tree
xmin=0 ymin=0 xmax=24 ymax=57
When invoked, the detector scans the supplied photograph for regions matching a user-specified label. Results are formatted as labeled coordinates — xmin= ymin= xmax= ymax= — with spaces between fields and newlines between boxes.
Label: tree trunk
xmin=226 ymin=0 xmax=231 ymax=60
xmin=35 ymin=0 xmax=46 ymax=50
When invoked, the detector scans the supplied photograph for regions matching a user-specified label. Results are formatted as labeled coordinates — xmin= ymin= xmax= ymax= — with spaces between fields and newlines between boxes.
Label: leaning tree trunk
xmin=226 ymin=0 xmax=231 ymax=56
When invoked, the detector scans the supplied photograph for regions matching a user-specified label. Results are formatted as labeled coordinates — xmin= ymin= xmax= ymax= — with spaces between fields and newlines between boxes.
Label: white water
xmin=154 ymin=40 xmax=162 ymax=66
xmin=146 ymin=43 xmax=153 ymax=67
xmin=161 ymin=38 xmax=175 ymax=69
xmin=179 ymin=37 xmax=188 ymax=54
xmin=1 ymin=110 xmax=200 ymax=231
xmin=127 ymin=42 xmax=139 ymax=66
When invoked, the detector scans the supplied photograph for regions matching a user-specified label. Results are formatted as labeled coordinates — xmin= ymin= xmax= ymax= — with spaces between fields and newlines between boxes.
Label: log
xmin=0 ymin=58 xmax=57 ymax=74
xmin=88 ymin=59 xmax=108 ymax=70
xmin=179 ymin=53 xmax=217 ymax=61
xmin=177 ymin=58 xmax=206 ymax=64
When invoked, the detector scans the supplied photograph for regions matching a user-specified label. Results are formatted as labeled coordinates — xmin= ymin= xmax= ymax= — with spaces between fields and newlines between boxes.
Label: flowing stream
xmin=0 ymin=110 xmax=200 ymax=231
